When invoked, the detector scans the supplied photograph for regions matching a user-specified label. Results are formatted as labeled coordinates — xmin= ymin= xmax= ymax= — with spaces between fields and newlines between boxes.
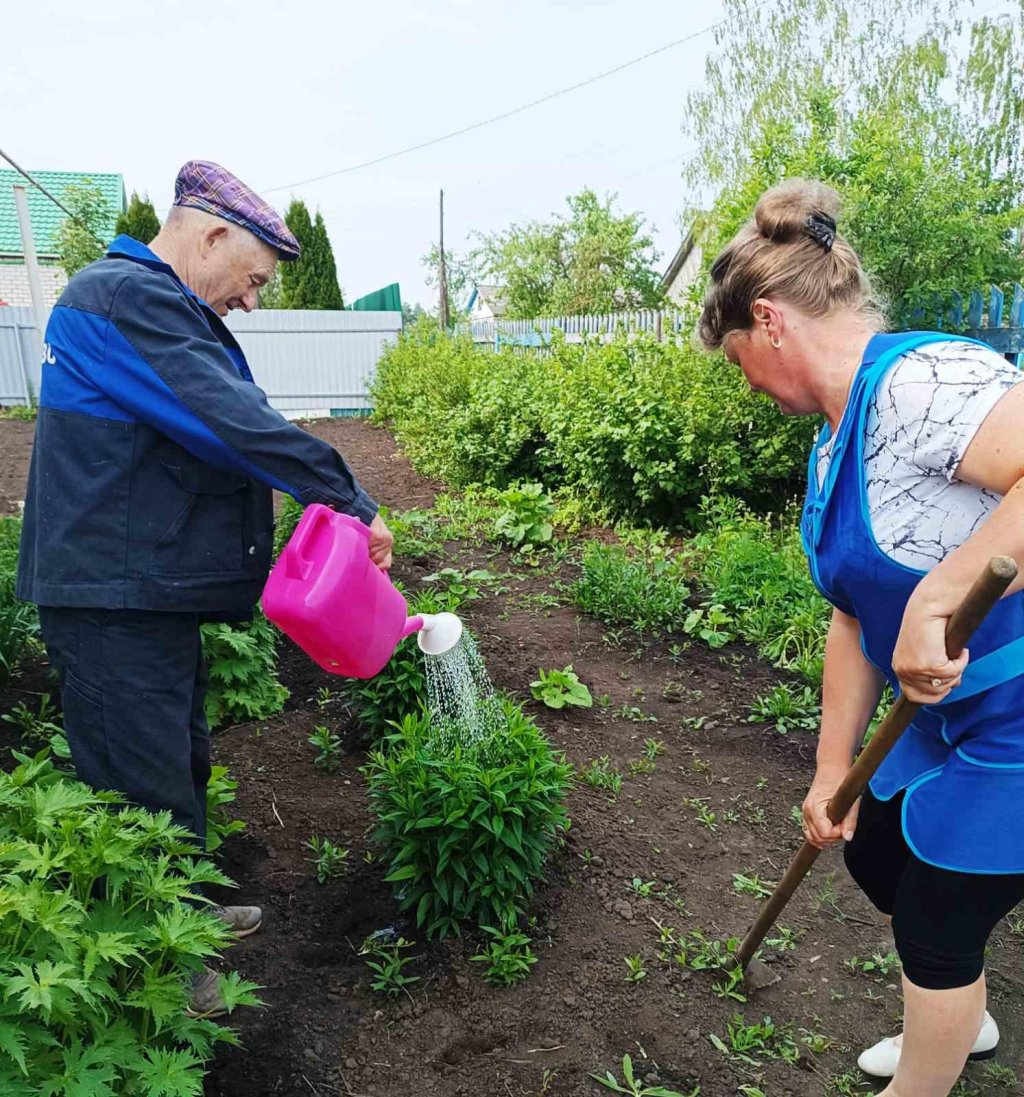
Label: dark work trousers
xmin=38 ymin=608 xmax=210 ymax=848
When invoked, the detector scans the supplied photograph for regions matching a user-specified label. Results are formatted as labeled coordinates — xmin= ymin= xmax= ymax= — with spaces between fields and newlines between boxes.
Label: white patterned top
xmin=816 ymin=341 xmax=1022 ymax=571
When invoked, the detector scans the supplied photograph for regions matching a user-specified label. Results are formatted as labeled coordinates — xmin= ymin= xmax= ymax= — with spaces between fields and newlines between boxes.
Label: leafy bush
xmin=748 ymin=684 xmax=821 ymax=735
xmin=679 ymin=496 xmax=829 ymax=682
xmin=0 ymin=747 xmax=259 ymax=1095
xmin=493 ymin=482 xmax=555 ymax=549
xmin=273 ymin=495 xmax=304 ymax=557
xmin=201 ymin=610 xmax=289 ymax=729
xmin=365 ymin=699 xmax=572 ymax=938
xmin=0 ymin=516 xmax=37 ymax=686
xmin=0 ymin=404 xmax=38 ymax=421
xmin=530 ymin=666 xmax=593 ymax=709
xmin=306 ymin=836 xmax=349 ymax=884
xmin=470 ymin=925 xmax=537 ymax=986
xmin=371 ymin=326 xmax=815 ymax=523
xmin=573 ymin=542 xmax=691 ymax=636
xmin=358 ymin=934 xmax=419 ymax=997
xmin=1 ymin=693 xmax=62 ymax=746
xmin=205 ymin=764 xmax=246 ymax=853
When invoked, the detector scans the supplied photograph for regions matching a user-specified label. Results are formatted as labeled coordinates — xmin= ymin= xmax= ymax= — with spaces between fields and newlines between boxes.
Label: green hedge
xmin=371 ymin=324 xmax=816 ymax=523
xmin=0 ymin=517 xmax=37 ymax=686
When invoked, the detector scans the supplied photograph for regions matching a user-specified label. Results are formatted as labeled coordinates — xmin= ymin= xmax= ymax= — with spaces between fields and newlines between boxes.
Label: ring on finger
xmin=930 ymin=677 xmax=944 ymax=689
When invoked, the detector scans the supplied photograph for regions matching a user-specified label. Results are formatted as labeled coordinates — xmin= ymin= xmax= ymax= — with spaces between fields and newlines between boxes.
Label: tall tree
xmin=115 ymin=191 xmax=160 ymax=243
xmin=473 ymin=189 xmax=664 ymax=318
xmin=56 ymin=184 xmax=114 ymax=277
xmin=280 ymin=199 xmax=344 ymax=309
xmin=420 ymin=245 xmax=479 ymax=316
xmin=311 ymin=212 xmax=343 ymax=309
xmin=683 ymin=0 xmax=1024 ymax=321
xmin=258 ymin=267 xmax=285 ymax=309
xmin=280 ymin=199 xmax=316 ymax=308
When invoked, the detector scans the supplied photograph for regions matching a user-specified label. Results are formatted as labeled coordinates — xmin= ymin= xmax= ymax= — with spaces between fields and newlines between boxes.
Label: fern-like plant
xmin=0 ymin=747 xmax=261 ymax=1095
xmin=202 ymin=610 xmax=288 ymax=729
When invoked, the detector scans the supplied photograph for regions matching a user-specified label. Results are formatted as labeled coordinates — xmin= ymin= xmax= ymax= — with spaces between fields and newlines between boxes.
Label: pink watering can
xmin=262 ymin=504 xmax=463 ymax=679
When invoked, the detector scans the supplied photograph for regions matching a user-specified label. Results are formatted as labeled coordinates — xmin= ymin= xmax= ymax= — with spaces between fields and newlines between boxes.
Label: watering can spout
xmin=404 ymin=611 xmax=464 ymax=655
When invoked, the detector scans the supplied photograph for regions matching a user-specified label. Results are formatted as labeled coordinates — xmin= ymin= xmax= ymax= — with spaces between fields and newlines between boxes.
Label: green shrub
xmin=0 ymin=516 xmax=37 ymax=686
xmin=385 ymin=506 xmax=447 ymax=558
xmin=206 ymin=764 xmax=246 ymax=853
xmin=0 ymin=747 xmax=260 ymax=1095
xmin=202 ymin=610 xmax=289 ymax=729
xmin=364 ymin=700 xmax=572 ymax=938
xmin=370 ymin=326 xmax=484 ymax=481
xmin=573 ymin=542 xmax=691 ymax=635
xmin=530 ymin=665 xmax=593 ymax=709
xmin=493 ymin=482 xmax=555 ymax=549
xmin=0 ymin=404 xmax=37 ymax=421
xmin=470 ymin=925 xmax=538 ymax=986
xmin=680 ymin=496 xmax=829 ymax=682
xmin=273 ymin=495 xmax=304 ymax=557
xmin=370 ymin=327 xmax=815 ymax=523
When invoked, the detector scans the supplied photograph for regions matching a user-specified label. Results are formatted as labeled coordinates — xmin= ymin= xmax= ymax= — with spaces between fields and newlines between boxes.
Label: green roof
xmin=0 ymin=170 xmax=126 ymax=259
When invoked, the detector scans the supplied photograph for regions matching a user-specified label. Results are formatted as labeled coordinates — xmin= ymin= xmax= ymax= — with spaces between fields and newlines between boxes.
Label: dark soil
xmin=0 ymin=419 xmax=34 ymax=515
xmin=1 ymin=419 xmax=1021 ymax=1097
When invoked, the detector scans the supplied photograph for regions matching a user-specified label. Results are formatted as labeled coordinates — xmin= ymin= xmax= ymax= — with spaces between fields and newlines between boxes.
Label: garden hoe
xmin=730 ymin=555 xmax=1018 ymax=993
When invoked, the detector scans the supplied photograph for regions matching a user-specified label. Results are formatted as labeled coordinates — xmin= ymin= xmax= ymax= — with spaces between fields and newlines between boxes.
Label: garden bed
xmin=1 ymin=418 xmax=1021 ymax=1097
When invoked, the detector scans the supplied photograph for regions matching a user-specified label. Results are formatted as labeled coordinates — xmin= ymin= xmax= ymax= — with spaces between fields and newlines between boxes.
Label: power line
xmin=261 ymin=22 xmax=728 ymax=195
xmin=0 ymin=146 xmax=111 ymax=248
xmin=1 ymin=147 xmax=80 ymax=223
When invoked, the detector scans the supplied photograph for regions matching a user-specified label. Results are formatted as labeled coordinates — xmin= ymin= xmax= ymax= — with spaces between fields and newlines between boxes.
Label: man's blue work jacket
xmin=17 ymin=235 xmax=377 ymax=616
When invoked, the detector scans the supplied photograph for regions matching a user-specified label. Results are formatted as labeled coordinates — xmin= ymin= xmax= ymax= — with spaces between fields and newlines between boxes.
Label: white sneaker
xmin=857 ymin=1012 xmax=999 ymax=1078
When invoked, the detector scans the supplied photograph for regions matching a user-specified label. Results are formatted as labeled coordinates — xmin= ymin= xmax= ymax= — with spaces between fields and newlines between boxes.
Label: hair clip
xmin=806 ymin=212 xmax=836 ymax=252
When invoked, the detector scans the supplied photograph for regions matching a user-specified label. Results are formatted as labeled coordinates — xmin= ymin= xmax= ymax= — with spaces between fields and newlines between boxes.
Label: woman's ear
xmin=752 ymin=298 xmax=784 ymax=347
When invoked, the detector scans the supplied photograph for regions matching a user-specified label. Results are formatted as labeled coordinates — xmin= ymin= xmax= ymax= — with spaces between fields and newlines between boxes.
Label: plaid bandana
xmin=173 ymin=160 xmax=300 ymax=260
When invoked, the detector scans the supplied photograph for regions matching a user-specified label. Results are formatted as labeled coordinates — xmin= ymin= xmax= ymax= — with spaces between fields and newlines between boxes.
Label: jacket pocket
xmin=150 ymin=461 xmax=249 ymax=576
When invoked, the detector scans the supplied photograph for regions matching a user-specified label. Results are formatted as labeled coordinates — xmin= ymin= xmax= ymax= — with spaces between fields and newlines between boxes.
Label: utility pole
xmin=438 ymin=188 xmax=450 ymax=331
xmin=12 ymin=184 xmax=46 ymax=402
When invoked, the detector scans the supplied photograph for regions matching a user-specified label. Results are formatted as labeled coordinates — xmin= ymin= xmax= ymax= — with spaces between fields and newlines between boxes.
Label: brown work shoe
xmin=211 ymin=903 xmax=263 ymax=938
xmin=186 ymin=966 xmax=229 ymax=1018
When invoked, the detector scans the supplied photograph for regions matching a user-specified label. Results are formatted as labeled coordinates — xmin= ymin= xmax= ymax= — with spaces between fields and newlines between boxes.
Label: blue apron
xmin=801 ymin=332 xmax=1024 ymax=874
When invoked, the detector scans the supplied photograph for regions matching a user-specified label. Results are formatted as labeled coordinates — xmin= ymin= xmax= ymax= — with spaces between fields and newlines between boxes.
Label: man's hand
xmin=368 ymin=513 xmax=394 ymax=570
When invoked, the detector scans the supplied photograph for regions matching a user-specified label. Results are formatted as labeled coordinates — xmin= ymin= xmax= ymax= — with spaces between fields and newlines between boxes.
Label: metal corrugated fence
xmin=0 ymin=306 xmax=402 ymax=416
xmin=0 ymin=308 xmax=42 ymax=403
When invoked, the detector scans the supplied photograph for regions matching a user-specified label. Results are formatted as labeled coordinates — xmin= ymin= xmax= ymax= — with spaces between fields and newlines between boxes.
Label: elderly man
xmin=17 ymin=160 xmax=392 ymax=1015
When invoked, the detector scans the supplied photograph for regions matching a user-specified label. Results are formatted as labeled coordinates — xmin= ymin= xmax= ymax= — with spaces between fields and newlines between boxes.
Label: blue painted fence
xmin=461 ymin=287 xmax=1024 ymax=365
xmin=909 ymin=284 xmax=1024 ymax=364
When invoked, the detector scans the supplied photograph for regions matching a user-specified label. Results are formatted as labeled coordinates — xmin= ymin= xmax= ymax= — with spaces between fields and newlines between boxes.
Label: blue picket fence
xmin=460 ymin=310 xmax=689 ymax=352
xmin=911 ymin=284 xmax=1024 ymax=363
xmin=460 ymin=286 xmax=1024 ymax=365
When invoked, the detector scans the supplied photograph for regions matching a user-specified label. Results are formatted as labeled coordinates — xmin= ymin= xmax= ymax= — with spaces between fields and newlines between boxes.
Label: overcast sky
xmin=4 ymin=0 xmax=726 ymax=307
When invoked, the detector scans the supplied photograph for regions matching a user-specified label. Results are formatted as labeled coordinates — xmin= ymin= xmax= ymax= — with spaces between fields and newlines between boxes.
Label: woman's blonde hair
xmin=698 ymin=179 xmax=883 ymax=350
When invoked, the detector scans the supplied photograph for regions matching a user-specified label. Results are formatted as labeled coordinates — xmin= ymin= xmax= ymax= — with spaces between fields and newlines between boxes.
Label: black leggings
xmin=843 ymin=788 xmax=1024 ymax=990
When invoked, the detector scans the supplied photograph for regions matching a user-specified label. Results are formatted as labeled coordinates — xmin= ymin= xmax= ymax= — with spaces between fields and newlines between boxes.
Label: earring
xmin=771 ymin=335 xmax=782 ymax=349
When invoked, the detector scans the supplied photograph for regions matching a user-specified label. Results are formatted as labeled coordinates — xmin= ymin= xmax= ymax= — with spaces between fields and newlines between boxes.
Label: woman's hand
xmin=892 ymin=583 xmax=968 ymax=704
xmin=802 ymin=764 xmax=859 ymax=849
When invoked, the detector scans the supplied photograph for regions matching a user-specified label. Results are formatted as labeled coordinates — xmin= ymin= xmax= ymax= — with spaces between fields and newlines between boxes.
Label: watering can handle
xmin=287 ymin=506 xmax=373 ymax=581
xmin=287 ymin=504 xmax=329 ymax=580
